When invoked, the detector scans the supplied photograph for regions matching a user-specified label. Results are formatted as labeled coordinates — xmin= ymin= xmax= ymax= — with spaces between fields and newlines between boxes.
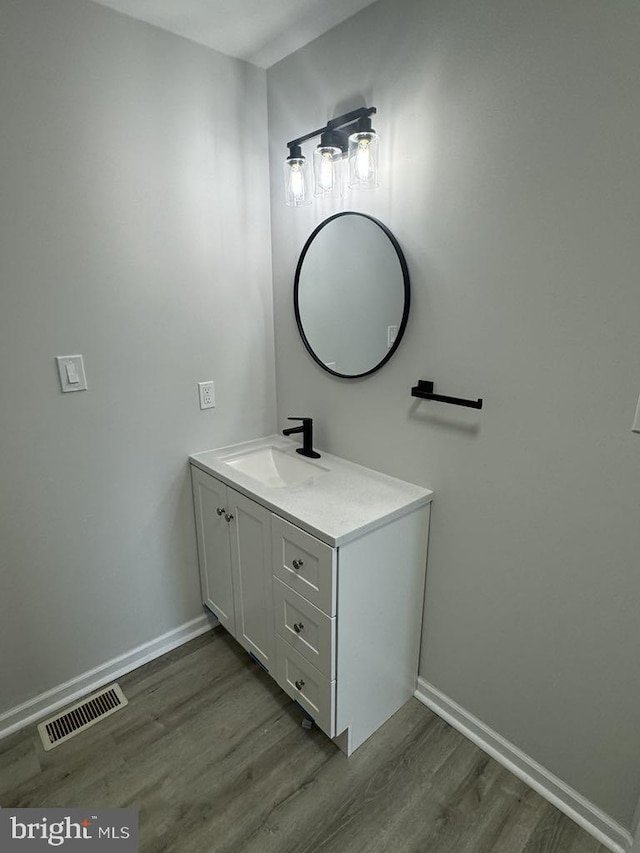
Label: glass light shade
xmin=348 ymin=131 xmax=379 ymax=189
xmin=284 ymin=156 xmax=311 ymax=206
xmin=313 ymin=145 xmax=343 ymax=198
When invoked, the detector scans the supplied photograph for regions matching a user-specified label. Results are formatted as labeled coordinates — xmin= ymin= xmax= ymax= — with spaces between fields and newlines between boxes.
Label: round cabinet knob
xmin=216 ymin=507 xmax=225 ymax=516
xmin=294 ymin=679 xmax=305 ymax=691
xmin=225 ymin=513 xmax=234 ymax=522
xmin=293 ymin=622 xmax=304 ymax=634
xmin=292 ymin=559 xmax=304 ymax=570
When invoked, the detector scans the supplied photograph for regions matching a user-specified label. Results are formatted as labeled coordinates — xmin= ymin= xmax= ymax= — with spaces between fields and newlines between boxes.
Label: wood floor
xmin=0 ymin=628 xmax=609 ymax=853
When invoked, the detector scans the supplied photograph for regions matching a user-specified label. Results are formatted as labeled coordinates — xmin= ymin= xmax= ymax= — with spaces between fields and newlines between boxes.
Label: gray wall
xmin=0 ymin=0 xmax=275 ymax=714
xmin=267 ymin=0 xmax=640 ymax=828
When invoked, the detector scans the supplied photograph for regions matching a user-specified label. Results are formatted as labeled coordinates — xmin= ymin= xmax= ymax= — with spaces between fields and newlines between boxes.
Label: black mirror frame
xmin=293 ymin=211 xmax=411 ymax=379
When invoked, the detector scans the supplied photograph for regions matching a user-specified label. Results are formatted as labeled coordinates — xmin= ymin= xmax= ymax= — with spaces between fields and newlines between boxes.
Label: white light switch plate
xmin=56 ymin=355 xmax=87 ymax=392
xmin=632 ymin=394 xmax=640 ymax=434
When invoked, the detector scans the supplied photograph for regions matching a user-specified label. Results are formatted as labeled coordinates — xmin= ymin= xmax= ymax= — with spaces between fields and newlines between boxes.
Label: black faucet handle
xmin=283 ymin=417 xmax=320 ymax=459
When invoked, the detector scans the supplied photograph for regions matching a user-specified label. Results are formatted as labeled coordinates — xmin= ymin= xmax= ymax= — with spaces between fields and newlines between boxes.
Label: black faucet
xmin=282 ymin=417 xmax=321 ymax=459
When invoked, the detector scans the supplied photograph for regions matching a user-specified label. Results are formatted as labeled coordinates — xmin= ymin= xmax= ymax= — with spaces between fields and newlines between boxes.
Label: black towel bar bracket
xmin=411 ymin=379 xmax=483 ymax=410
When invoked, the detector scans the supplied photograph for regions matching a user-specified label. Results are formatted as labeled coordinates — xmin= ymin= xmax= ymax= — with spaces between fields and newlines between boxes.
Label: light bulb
xmin=283 ymin=155 xmax=311 ymax=206
xmin=319 ymin=151 xmax=334 ymax=190
xmin=313 ymin=145 xmax=342 ymax=198
xmin=354 ymin=138 xmax=372 ymax=180
xmin=348 ymin=130 xmax=379 ymax=190
xmin=289 ymin=162 xmax=304 ymax=200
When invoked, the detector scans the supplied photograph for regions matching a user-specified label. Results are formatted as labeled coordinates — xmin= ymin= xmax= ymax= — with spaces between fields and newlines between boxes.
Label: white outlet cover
xmin=56 ymin=355 xmax=87 ymax=393
xmin=198 ymin=381 xmax=215 ymax=410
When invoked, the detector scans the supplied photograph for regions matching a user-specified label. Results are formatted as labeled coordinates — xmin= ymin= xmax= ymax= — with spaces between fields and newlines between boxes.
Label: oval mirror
xmin=294 ymin=212 xmax=410 ymax=378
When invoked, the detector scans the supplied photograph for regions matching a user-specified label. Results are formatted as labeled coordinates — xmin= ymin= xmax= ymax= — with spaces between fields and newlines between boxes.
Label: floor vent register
xmin=37 ymin=684 xmax=128 ymax=751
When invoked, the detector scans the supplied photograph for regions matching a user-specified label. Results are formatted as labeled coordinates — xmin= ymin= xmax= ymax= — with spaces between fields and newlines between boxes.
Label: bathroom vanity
xmin=189 ymin=436 xmax=433 ymax=755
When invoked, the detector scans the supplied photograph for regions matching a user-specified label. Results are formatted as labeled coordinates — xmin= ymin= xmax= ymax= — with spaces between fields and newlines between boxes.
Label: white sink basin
xmin=221 ymin=445 xmax=328 ymax=488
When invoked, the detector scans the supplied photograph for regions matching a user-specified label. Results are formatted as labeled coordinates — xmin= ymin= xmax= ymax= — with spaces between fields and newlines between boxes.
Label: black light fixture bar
xmin=284 ymin=106 xmax=378 ymax=205
xmin=287 ymin=106 xmax=377 ymax=152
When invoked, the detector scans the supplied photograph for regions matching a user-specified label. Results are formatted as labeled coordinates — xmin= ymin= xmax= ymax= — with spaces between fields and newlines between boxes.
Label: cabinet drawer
xmin=273 ymin=577 xmax=335 ymax=679
xmin=276 ymin=636 xmax=335 ymax=737
xmin=272 ymin=516 xmax=336 ymax=615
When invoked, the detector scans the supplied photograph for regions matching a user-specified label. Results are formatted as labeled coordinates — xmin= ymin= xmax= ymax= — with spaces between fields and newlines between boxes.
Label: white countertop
xmin=189 ymin=435 xmax=433 ymax=547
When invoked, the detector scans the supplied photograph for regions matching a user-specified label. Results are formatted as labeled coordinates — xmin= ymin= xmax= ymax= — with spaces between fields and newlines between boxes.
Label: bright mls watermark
xmin=0 ymin=809 xmax=138 ymax=851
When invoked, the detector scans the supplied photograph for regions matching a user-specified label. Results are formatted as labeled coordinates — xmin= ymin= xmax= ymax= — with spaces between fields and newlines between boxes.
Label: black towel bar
xmin=411 ymin=379 xmax=483 ymax=410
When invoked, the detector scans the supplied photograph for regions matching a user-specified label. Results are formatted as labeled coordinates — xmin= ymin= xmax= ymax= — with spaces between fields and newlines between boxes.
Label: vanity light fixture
xmin=284 ymin=107 xmax=378 ymax=206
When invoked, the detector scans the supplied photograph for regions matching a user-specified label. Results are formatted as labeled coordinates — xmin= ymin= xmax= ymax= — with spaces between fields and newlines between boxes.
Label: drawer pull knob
xmin=225 ymin=513 xmax=234 ymax=522
xmin=216 ymin=507 xmax=225 ymax=516
xmin=292 ymin=558 xmax=304 ymax=570
xmin=293 ymin=622 xmax=304 ymax=634
xmin=294 ymin=679 xmax=305 ymax=691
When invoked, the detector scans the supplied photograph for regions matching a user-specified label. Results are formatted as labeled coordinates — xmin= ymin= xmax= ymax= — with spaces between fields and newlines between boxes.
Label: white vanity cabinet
xmin=190 ymin=436 xmax=433 ymax=756
xmin=191 ymin=467 xmax=274 ymax=671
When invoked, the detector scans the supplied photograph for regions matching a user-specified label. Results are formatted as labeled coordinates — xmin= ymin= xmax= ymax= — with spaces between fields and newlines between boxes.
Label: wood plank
xmin=0 ymin=629 xmax=611 ymax=853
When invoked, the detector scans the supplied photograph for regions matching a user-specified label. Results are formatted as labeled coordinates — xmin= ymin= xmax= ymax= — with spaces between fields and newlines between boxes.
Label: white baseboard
xmin=0 ymin=612 xmax=216 ymax=742
xmin=415 ymin=678 xmax=632 ymax=853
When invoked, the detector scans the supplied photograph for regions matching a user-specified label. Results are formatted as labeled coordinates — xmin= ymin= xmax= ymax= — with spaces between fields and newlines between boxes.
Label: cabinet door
xmin=191 ymin=467 xmax=236 ymax=636
xmin=228 ymin=488 xmax=274 ymax=671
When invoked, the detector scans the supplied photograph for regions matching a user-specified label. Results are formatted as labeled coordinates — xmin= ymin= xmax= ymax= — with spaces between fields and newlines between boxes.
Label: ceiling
xmin=87 ymin=0 xmax=380 ymax=68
